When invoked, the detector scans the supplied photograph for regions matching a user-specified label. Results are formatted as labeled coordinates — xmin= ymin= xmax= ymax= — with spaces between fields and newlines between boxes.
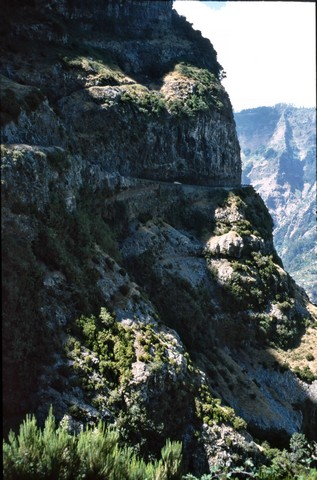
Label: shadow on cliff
xmin=118 ymin=184 xmax=317 ymax=447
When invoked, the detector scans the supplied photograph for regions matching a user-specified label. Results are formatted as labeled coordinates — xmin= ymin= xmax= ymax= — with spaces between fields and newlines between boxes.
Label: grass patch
xmin=163 ymin=63 xmax=225 ymax=117
xmin=60 ymin=54 xmax=129 ymax=86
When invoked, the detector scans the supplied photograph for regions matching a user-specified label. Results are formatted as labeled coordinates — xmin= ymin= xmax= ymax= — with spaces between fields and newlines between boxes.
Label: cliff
xmin=1 ymin=0 xmax=239 ymax=186
xmin=1 ymin=1 xmax=316 ymax=476
xmin=235 ymin=105 xmax=316 ymax=303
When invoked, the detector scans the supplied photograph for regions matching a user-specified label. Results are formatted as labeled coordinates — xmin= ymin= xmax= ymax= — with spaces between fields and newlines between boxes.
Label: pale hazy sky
xmin=173 ymin=1 xmax=316 ymax=112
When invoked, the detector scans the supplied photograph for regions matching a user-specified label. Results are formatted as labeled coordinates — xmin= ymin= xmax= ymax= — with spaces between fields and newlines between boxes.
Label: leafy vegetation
xmin=4 ymin=410 xmax=316 ymax=480
xmin=119 ymin=85 xmax=166 ymax=116
xmin=183 ymin=433 xmax=317 ymax=479
xmin=2 ymin=160 xmax=121 ymax=430
xmin=60 ymin=54 xmax=126 ymax=86
xmin=136 ymin=322 xmax=170 ymax=365
xmin=233 ymin=187 xmax=275 ymax=243
xmin=66 ymin=309 xmax=197 ymax=458
xmin=227 ymin=253 xmax=280 ymax=311
xmin=3 ymin=408 xmax=183 ymax=480
xmin=195 ymin=384 xmax=247 ymax=431
xmin=102 ymin=60 xmax=227 ymax=119
xmin=2 ymin=4 xmax=316 ymax=475
xmin=68 ymin=308 xmax=136 ymax=391
xmin=99 ymin=61 xmax=226 ymax=119
xmin=165 ymin=63 xmax=225 ymax=117
xmin=293 ymin=365 xmax=317 ymax=384
xmin=205 ymin=193 xmax=299 ymax=353
xmin=205 ymin=246 xmax=306 ymax=349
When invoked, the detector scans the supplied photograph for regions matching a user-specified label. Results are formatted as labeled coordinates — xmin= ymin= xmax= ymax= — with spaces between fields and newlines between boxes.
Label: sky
xmin=173 ymin=1 xmax=316 ymax=112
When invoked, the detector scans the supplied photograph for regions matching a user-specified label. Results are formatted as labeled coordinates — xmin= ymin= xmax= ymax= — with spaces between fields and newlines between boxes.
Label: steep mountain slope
xmin=235 ymin=105 xmax=316 ymax=303
xmin=1 ymin=2 xmax=316 ymax=476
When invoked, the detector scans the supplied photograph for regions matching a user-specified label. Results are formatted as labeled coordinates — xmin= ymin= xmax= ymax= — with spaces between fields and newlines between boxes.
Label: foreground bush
xmin=4 ymin=409 xmax=317 ymax=480
xmin=3 ymin=408 xmax=182 ymax=480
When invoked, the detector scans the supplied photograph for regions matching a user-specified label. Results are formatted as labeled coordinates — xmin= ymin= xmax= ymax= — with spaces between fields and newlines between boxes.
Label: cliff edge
xmin=1 ymin=1 xmax=316 ymax=475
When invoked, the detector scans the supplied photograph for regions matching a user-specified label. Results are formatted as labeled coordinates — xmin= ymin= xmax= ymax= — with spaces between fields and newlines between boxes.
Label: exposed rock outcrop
xmin=1 ymin=1 xmax=316 ymax=476
xmin=1 ymin=0 xmax=240 ymax=187
xmin=235 ymin=104 xmax=316 ymax=302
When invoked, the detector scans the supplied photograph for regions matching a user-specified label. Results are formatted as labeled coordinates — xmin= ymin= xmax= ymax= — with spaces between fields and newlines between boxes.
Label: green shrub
xmin=70 ymin=308 xmax=136 ymax=391
xmin=119 ymin=86 xmax=165 ymax=116
xmin=195 ymin=384 xmax=247 ymax=431
xmin=3 ymin=408 xmax=183 ymax=480
xmin=222 ymin=252 xmax=306 ymax=349
xmin=166 ymin=63 xmax=224 ymax=117
xmin=293 ymin=366 xmax=316 ymax=384
xmin=3 ymin=407 xmax=78 ymax=479
xmin=223 ymin=253 xmax=280 ymax=313
xmin=160 ymin=438 xmax=183 ymax=480
xmin=3 ymin=183 xmax=122 ymax=429
xmin=306 ymin=353 xmax=315 ymax=361
xmin=182 ymin=433 xmax=317 ymax=479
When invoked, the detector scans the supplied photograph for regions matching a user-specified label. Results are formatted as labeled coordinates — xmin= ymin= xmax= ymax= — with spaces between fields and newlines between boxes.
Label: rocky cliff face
xmin=1 ymin=2 xmax=316 ymax=475
xmin=2 ymin=0 xmax=240 ymax=187
xmin=235 ymin=105 xmax=316 ymax=303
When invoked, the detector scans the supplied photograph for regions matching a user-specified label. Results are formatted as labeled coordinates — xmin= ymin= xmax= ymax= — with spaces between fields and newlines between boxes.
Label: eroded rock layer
xmin=1 ymin=1 xmax=316 ymax=475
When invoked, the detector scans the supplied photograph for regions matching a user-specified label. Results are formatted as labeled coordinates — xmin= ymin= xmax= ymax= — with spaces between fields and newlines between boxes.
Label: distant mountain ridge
xmin=235 ymin=104 xmax=316 ymax=303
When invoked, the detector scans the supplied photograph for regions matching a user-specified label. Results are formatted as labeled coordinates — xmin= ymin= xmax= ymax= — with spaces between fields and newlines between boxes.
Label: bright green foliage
xmin=160 ymin=439 xmax=183 ymax=480
xmin=228 ymin=253 xmax=279 ymax=311
xmin=257 ymin=433 xmax=317 ymax=480
xmin=223 ymin=251 xmax=306 ymax=349
xmin=72 ymin=309 xmax=136 ymax=388
xmin=166 ymin=63 xmax=224 ymax=117
xmin=136 ymin=322 xmax=169 ymax=365
xmin=3 ymin=408 xmax=183 ymax=480
xmin=195 ymin=384 xmax=247 ymax=431
xmin=67 ymin=310 xmax=189 ymax=460
xmin=120 ymin=85 xmax=166 ymax=116
xmin=3 ymin=407 xmax=78 ymax=479
xmin=293 ymin=365 xmax=317 ymax=384
xmin=61 ymin=54 xmax=126 ymax=87
xmin=116 ymin=62 xmax=224 ymax=118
